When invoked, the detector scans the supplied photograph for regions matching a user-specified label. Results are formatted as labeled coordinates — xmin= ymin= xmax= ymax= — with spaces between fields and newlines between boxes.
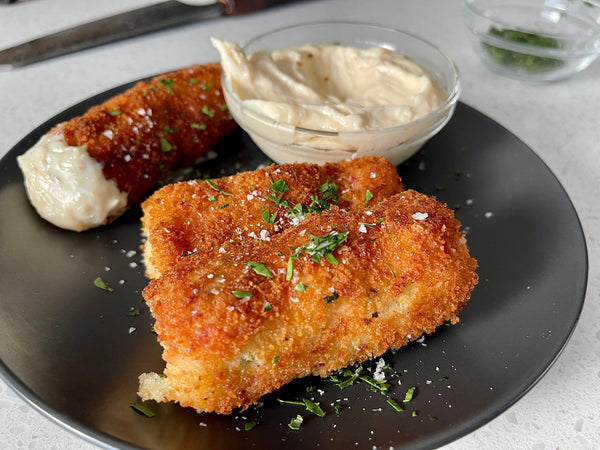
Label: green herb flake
xmin=337 ymin=365 xmax=363 ymax=389
xmin=244 ymin=261 xmax=273 ymax=278
xmin=130 ymin=403 xmax=155 ymax=418
xmin=159 ymin=77 xmax=175 ymax=92
xmin=189 ymin=78 xmax=198 ymax=85
xmin=365 ymin=189 xmax=374 ymax=205
xmin=206 ymin=179 xmax=231 ymax=196
xmin=484 ymin=27 xmax=563 ymax=73
xmin=201 ymin=84 xmax=210 ymax=91
xmin=191 ymin=122 xmax=207 ymax=130
xmin=93 ymin=277 xmax=114 ymax=292
xmin=387 ymin=398 xmax=405 ymax=412
xmin=232 ymin=291 xmax=253 ymax=299
xmin=202 ymin=105 xmax=215 ymax=118
xmin=302 ymin=228 xmax=348 ymax=264
xmin=219 ymin=203 xmax=229 ymax=209
xmin=403 ymin=387 xmax=416 ymax=403
xmin=303 ymin=398 xmax=325 ymax=417
xmin=294 ymin=283 xmax=307 ymax=292
xmin=288 ymin=415 xmax=303 ymax=431
xmin=219 ymin=103 xmax=228 ymax=111
xmin=261 ymin=207 xmax=277 ymax=224
xmin=412 ymin=410 xmax=418 ymax=417
xmin=385 ymin=263 xmax=396 ymax=278
xmin=372 ymin=407 xmax=383 ymax=412
xmin=244 ymin=421 xmax=257 ymax=431
xmin=429 ymin=416 xmax=438 ymax=422
xmin=208 ymin=195 xmax=216 ymax=202
xmin=128 ymin=309 xmax=141 ymax=317
xmin=277 ymin=399 xmax=305 ymax=406
xmin=160 ymin=137 xmax=173 ymax=153
xmin=108 ymin=109 xmax=121 ymax=116
xmin=272 ymin=356 xmax=280 ymax=364
xmin=286 ymin=256 xmax=294 ymax=281
xmin=263 ymin=302 xmax=272 ymax=311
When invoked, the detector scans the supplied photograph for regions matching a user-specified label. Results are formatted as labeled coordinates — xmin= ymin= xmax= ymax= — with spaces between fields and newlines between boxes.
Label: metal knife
xmin=0 ymin=0 xmax=305 ymax=68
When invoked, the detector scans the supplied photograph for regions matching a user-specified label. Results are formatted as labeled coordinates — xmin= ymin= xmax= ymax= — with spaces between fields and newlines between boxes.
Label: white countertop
xmin=0 ymin=0 xmax=598 ymax=448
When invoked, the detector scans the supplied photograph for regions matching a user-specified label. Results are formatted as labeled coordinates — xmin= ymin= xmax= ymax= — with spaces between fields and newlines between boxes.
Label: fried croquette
xmin=18 ymin=63 xmax=236 ymax=231
xmin=138 ymin=189 xmax=478 ymax=414
xmin=141 ymin=156 xmax=403 ymax=278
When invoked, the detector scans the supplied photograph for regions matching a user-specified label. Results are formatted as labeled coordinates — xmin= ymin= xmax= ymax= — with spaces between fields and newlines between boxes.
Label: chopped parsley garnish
xmin=263 ymin=302 xmax=272 ymax=311
xmin=359 ymin=374 xmax=390 ymax=394
xmin=244 ymin=261 xmax=273 ymax=278
xmin=231 ymin=291 xmax=253 ymax=299
xmin=128 ymin=309 xmax=141 ymax=317
xmin=189 ymin=78 xmax=198 ymax=85
xmin=365 ymin=189 xmax=374 ymax=205
xmin=130 ymin=403 xmax=155 ymax=417
xmin=412 ymin=410 xmax=418 ymax=417
xmin=277 ymin=399 xmax=305 ymax=406
xmin=272 ymin=356 xmax=280 ymax=364
xmin=304 ymin=179 xmax=339 ymax=214
xmin=303 ymin=398 xmax=325 ymax=417
xmin=244 ymin=421 xmax=257 ymax=431
xmin=334 ymin=405 xmax=343 ymax=414
xmin=484 ymin=27 xmax=563 ymax=73
xmin=108 ymin=109 xmax=121 ymax=116
xmin=206 ymin=179 xmax=231 ymax=196
xmin=387 ymin=398 xmax=405 ymax=412
xmin=159 ymin=137 xmax=173 ymax=153
xmin=159 ymin=77 xmax=174 ymax=92
xmin=429 ymin=416 xmax=438 ymax=422
xmin=403 ymin=387 xmax=416 ymax=403
xmin=261 ymin=207 xmax=277 ymax=224
xmin=288 ymin=415 xmax=303 ymax=430
xmin=93 ymin=277 xmax=114 ymax=292
xmin=266 ymin=178 xmax=289 ymax=207
xmin=335 ymin=365 xmax=363 ymax=389
xmin=294 ymin=282 xmax=307 ymax=292
xmin=202 ymin=105 xmax=215 ymax=118
xmin=278 ymin=398 xmax=325 ymax=417
xmin=286 ymin=256 xmax=294 ymax=281
xmin=385 ymin=263 xmax=396 ymax=278
xmin=191 ymin=122 xmax=206 ymax=130
xmin=219 ymin=203 xmax=229 ymax=209
xmin=301 ymin=228 xmax=348 ymax=265
xmin=208 ymin=195 xmax=216 ymax=202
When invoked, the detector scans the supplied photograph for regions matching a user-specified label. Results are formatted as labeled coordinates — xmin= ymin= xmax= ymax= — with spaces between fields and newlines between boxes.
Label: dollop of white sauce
xmin=212 ymin=38 xmax=446 ymax=132
xmin=17 ymin=133 xmax=128 ymax=231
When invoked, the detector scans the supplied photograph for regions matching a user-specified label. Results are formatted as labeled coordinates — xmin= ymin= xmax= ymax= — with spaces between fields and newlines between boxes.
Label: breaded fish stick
xmin=138 ymin=190 xmax=478 ymax=414
xmin=17 ymin=64 xmax=236 ymax=231
xmin=142 ymin=156 xmax=403 ymax=279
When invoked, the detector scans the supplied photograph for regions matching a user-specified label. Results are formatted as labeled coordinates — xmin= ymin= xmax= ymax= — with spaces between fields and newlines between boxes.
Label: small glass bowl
xmin=220 ymin=21 xmax=460 ymax=166
xmin=464 ymin=0 xmax=600 ymax=82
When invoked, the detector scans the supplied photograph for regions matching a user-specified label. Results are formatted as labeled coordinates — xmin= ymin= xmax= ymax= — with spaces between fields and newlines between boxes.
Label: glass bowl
xmin=219 ymin=21 xmax=460 ymax=166
xmin=464 ymin=0 xmax=600 ymax=82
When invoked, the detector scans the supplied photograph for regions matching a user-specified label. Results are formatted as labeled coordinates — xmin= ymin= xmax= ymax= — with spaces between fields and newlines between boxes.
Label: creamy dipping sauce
xmin=17 ymin=133 xmax=128 ymax=231
xmin=213 ymin=39 xmax=446 ymax=132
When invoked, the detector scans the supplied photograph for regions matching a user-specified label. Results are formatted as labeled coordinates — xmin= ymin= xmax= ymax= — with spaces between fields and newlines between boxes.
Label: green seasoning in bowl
xmin=484 ymin=27 xmax=563 ymax=73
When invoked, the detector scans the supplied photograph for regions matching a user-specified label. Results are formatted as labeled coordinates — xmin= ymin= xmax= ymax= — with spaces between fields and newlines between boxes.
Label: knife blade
xmin=0 ymin=0 xmax=302 ymax=68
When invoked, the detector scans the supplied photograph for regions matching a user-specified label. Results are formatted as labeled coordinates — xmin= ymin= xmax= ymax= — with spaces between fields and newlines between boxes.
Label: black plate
xmin=0 ymin=81 xmax=588 ymax=450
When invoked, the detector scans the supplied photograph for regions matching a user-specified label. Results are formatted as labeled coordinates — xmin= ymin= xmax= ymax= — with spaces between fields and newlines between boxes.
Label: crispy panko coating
xmin=141 ymin=156 xmax=403 ymax=278
xmin=56 ymin=63 xmax=237 ymax=207
xmin=138 ymin=190 xmax=478 ymax=414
